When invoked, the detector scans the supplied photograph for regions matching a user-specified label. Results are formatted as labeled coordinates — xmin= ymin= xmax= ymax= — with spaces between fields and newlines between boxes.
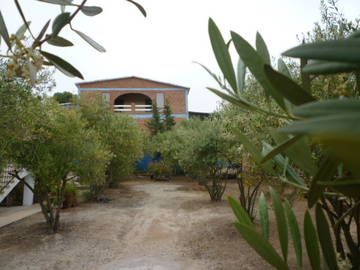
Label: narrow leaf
xmin=292 ymin=99 xmax=360 ymax=118
xmin=195 ymin=62 xmax=223 ymax=89
xmin=40 ymin=50 xmax=83 ymax=79
xmin=73 ymin=29 xmax=105 ymax=52
xmin=207 ymin=87 xmax=257 ymax=112
xmin=284 ymin=200 xmax=303 ymax=268
xmin=0 ymin=11 xmax=11 ymax=48
xmin=46 ymin=35 xmax=73 ymax=46
xmin=304 ymin=211 xmax=321 ymax=270
xmin=261 ymin=135 xmax=303 ymax=164
xmin=256 ymin=32 xmax=271 ymax=64
xmin=16 ymin=21 xmax=31 ymax=39
xmin=317 ymin=179 xmax=360 ymax=197
xmin=81 ymin=6 xmax=103 ymax=16
xmin=283 ymin=39 xmax=360 ymax=64
xmin=235 ymin=222 xmax=289 ymax=270
xmin=259 ymin=193 xmax=269 ymax=240
xmin=52 ymin=12 xmax=70 ymax=36
xmin=277 ymin=58 xmax=292 ymax=79
xmin=35 ymin=20 xmax=50 ymax=42
xmin=272 ymin=132 xmax=316 ymax=176
xmin=126 ymin=0 xmax=147 ymax=17
xmin=315 ymin=204 xmax=338 ymax=270
xmin=303 ymin=60 xmax=360 ymax=75
xmin=231 ymin=31 xmax=286 ymax=110
xmin=270 ymin=188 xmax=288 ymax=262
xmin=209 ymin=18 xmax=238 ymax=92
xmin=228 ymin=196 xmax=253 ymax=227
xmin=264 ymin=65 xmax=316 ymax=106
xmin=37 ymin=0 xmax=73 ymax=5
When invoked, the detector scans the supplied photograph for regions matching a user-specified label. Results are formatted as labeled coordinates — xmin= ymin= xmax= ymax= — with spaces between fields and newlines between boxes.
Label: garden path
xmin=0 ymin=178 xmax=272 ymax=269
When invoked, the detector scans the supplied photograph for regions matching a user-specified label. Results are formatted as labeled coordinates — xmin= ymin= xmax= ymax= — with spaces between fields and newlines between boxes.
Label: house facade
xmin=76 ymin=76 xmax=190 ymax=127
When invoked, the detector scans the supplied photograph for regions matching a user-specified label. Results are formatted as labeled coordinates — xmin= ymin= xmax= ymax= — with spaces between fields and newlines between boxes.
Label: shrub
xmin=149 ymin=161 xmax=172 ymax=181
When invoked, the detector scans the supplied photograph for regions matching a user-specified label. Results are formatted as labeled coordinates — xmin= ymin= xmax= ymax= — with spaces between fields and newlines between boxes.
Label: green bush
xmin=149 ymin=161 xmax=172 ymax=180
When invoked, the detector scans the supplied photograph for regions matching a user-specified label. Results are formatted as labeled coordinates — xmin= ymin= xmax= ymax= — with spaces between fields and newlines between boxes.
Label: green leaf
xmin=303 ymin=60 xmax=360 ymax=75
xmin=81 ymin=6 xmax=103 ymax=16
xmin=126 ymin=0 xmax=147 ymax=17
xmin=277 ymin=58 xmax=292 ymax=79
xmin=264 ymin=65 xmax=316 ymax=106
xmin=46 ymin=35 xmax=73 ymax=46
xmin=52 ymin=12 xmax=70 ymax=36
xmin=16 ymin=21 xmax=31 ymax=39
xmin=307 ymin=155 xmax=338 ymax=208
xmin=315 ymin=204 xmax=339 ymax=270
xmin=207 ymin=87 xmax=257 ymax=112
xmin=304 ymin=211 xmax=321 ymax=270
xmin=73 ymin=29 xmax=106 ymax=52
xmin=292 ymin=99 xmax=360 ymax=118
xmin=40 ymin=50 xmax=83 ymax=79
xmin=283 ymin=39 xmax=360 ymax=64
xmin=317 ymin=179 xmax=360 ymax=197
xmin=235 ymin=222 xmax=289 ymax=270
xmin=37 ymin=0 xmax=73 ymax=5
xmin=233 ymin=130 xmax=266 ymax=167
xmin=231 ymin=31 xmax=286 ymax=111
xmin=281 ymin=113 xmax=360 ymax=137
xmin=259 ymin=193 xmax=269 ymax=240
xmin=270 ymin=188 xmax=288 ymax=262
xmin=284 ymin=200 xmax=302 ymax=268
xmin=261 ymin=135 xmax=303 ymax=164
xmin=262 ymin=142 xmax=306 ymax=186
xmin=271 ymin=132 xmax=316 ymax=176
xmin=195 ymin=62 xmax=224 ymax=89
xmin=256 ymin=32 xmax=271 ymax=65
xmin=0 ymin=11 xmax=11 ymax=48
xmin=208 ymin=18 xmax=237 ymax=92
xmin=236 ymin=56 xmax=246 ymax=93
xmin=228 ymin=196 xmax=253 ymax=227
xmin=35 ymin=20 xmax=50 ymax=42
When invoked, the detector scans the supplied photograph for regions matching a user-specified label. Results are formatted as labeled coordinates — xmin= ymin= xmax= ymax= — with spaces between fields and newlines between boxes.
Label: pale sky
xmin=1 ymin=0 xmax=359 ymax=112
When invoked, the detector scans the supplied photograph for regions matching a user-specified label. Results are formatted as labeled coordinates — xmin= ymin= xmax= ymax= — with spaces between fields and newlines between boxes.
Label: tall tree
xmin=53 ymin=91 xmax=75 ymax=104
xmin=163 ymin=103 xmax=176 ymax=131
xmin=147 ymin=102 xmax=164 ymax=135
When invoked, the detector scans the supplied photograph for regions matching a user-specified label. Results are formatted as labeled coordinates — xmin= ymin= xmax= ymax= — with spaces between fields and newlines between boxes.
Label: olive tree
xmin=5 ymin=96 xmax=110 ymax=232
xmin=79 ymin=93 xmax=143 ymax=197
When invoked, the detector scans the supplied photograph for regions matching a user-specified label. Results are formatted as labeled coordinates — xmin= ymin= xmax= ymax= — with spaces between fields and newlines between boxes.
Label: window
xmin=102 ymin=93 xmax=110 ymax=107
xmin=156 ymin=93 xmax=164 ymax=108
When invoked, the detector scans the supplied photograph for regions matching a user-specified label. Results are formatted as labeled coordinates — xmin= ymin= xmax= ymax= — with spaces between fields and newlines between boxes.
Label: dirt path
xmin=0 ymin=179 xmax=271 ymax=270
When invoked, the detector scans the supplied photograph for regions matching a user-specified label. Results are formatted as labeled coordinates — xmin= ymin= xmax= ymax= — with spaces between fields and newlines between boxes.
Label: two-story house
xmin=76 ymin=76 xmax=190 ymax=127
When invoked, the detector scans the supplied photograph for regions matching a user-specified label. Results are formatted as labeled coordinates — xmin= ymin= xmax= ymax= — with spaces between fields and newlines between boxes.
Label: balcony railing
xmin=114 ymin=104 xmax=152 ymax=113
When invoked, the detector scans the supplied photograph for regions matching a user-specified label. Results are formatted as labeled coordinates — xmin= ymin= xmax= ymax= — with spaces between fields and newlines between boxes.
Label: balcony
xmin=114 ymin=104 xmax=152 ymax=113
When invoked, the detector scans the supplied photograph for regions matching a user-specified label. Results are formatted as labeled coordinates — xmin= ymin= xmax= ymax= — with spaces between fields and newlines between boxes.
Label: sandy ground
xmin=0 ymin=178 xmax=302 ymax=270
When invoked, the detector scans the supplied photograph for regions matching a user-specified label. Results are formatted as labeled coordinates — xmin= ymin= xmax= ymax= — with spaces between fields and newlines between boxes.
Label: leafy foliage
xmin=204 ymin=1 xmax=360 ymax=267
xmin=53 ymin=91 xmax=75 ymax=103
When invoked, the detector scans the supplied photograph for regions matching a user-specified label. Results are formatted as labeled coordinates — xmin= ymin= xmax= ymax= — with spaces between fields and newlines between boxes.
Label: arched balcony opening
xmin=113 ymin=93 xmax=152 ymax=113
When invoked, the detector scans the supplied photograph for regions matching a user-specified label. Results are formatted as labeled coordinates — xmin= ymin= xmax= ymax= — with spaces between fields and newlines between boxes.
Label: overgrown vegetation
xmin=148 ymin=118 xmax=240 ymax=201
xmin=0 ymin=0 xmax=146 ymax=232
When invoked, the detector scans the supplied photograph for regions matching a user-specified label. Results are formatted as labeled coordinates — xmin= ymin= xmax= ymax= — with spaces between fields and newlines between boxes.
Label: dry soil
xmin=0 ymin=178 xmax=302 ymax=270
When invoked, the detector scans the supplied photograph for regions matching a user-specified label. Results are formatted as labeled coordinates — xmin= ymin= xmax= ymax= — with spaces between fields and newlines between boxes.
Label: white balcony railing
xmin=113 ymin=104 xmax=152 ymax=113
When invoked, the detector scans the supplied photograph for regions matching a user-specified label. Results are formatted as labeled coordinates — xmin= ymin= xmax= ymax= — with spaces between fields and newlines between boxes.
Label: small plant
xmin=149 ymin=161 xmax=171 ymax=181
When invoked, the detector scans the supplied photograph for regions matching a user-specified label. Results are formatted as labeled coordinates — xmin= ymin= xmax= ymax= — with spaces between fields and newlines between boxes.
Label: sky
xmin=1 ymin=0 xmax=359 ymax=112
